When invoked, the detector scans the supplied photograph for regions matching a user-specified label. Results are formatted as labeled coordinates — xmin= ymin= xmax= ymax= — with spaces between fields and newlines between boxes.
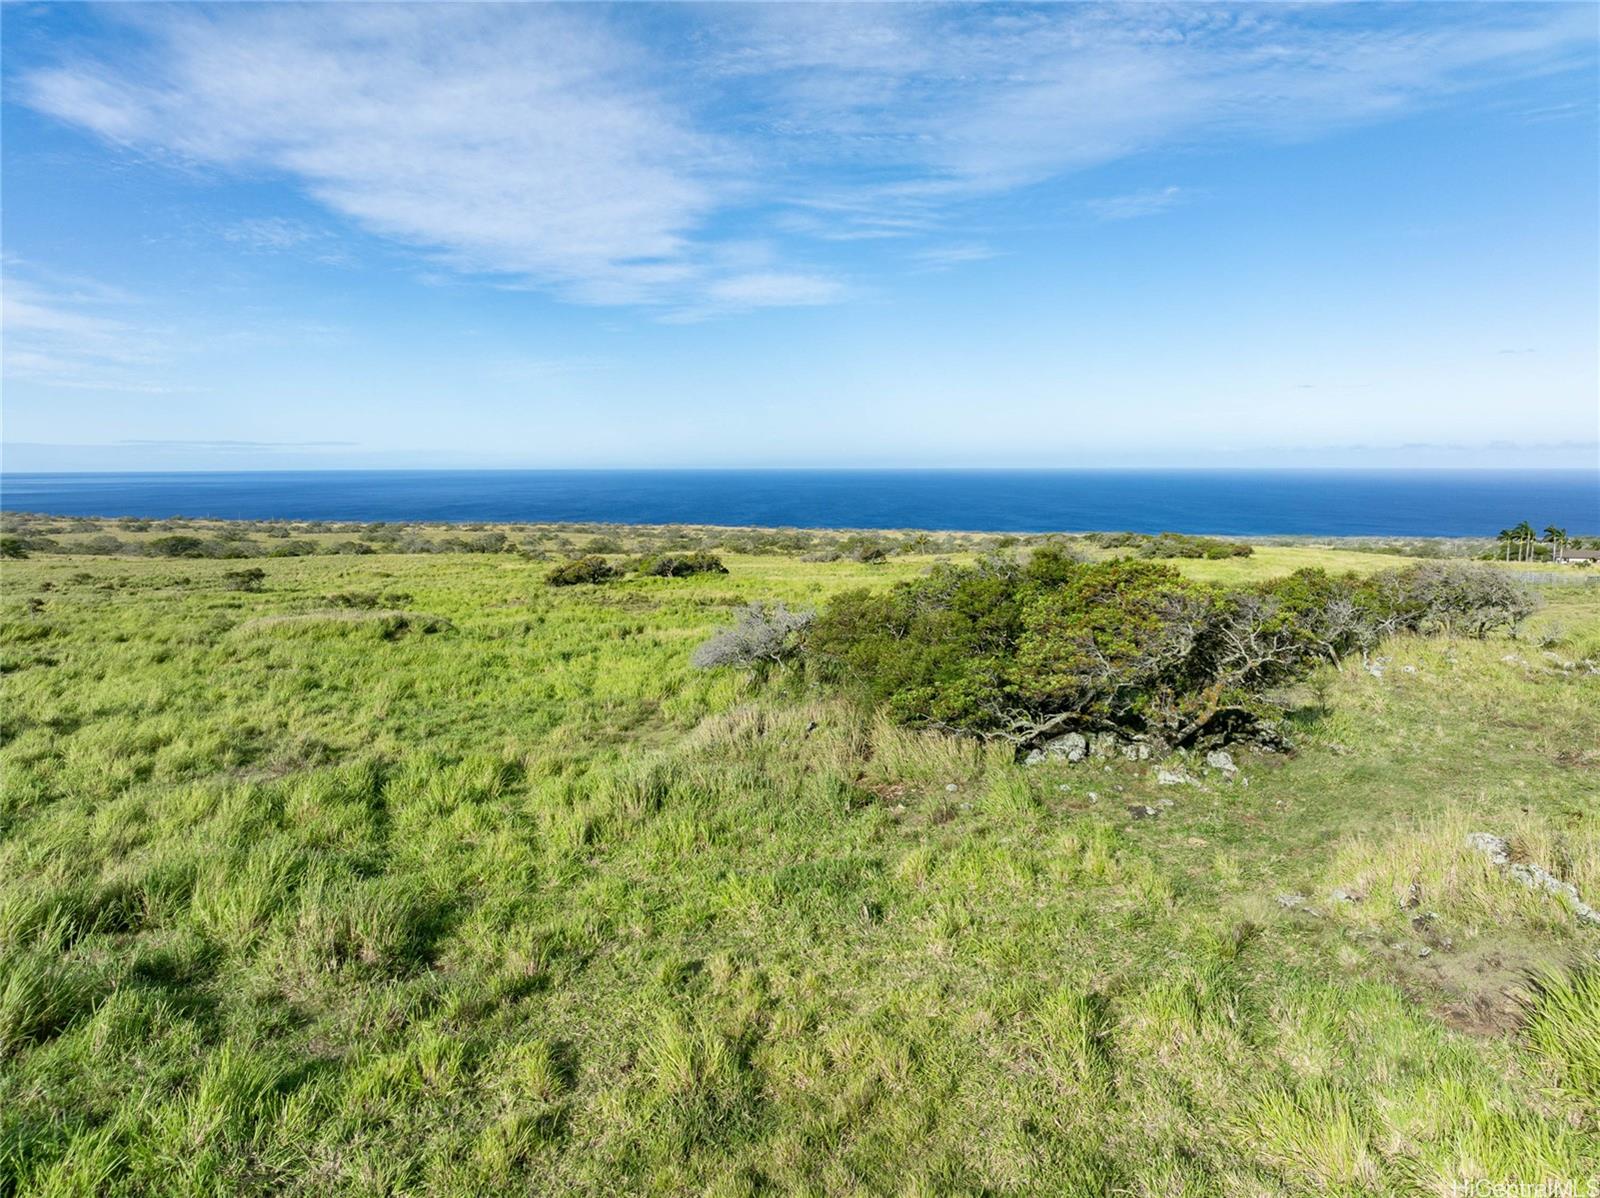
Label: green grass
xmin=1 ymin=545 xmax=1597 ymax=1195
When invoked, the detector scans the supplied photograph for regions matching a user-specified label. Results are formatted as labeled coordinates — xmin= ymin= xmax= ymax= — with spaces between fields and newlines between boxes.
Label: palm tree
xmin=1511 ymin=521 xmax=1536 ymax=562
xmin=1496 ymin=528 xmax=1516 ymax=561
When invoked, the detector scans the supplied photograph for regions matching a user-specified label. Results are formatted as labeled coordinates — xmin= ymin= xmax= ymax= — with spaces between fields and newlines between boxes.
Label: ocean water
xmin=2 ymin=469 xmax=1596 ymax=536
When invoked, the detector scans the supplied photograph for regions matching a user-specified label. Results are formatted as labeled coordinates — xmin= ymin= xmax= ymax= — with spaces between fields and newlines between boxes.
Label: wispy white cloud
xmin=219 ymin=216 xmax=353 ymax=266
xmin=2 ymin=263 xmax=177 ymax=393
xmin=22 ymin=6 xmax=741 ymax=308
xmin=222 ymin=217 xmax=321 ymax=252
xmin=18 ymin=3 xmax=1594 ymax=311
xmin=661 ymin=271 xmax=850 ymax=323
xmin=909 ymin=243 xmax=1000 ymax=271
xmin=708 ymin=4 xmax=1595 ymax=228
xmin=705 ymin=272 xmax=847 ymax=308
xmin=1083 ymin=186 xmax=1191 ymax=222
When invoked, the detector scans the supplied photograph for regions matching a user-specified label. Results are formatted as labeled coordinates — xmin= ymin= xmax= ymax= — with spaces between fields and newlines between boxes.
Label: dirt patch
xmin=1375 ymin=936 xmax=1566 ymax=1035
xmin=1553 ymin=747 xmax=1600 ymax=770
xmin=864 ymin=781 xmax=911 ymax=806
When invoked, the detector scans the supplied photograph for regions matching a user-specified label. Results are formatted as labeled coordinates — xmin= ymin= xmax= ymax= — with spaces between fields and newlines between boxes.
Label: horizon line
xmin=4 ymin=464 xmax=1598 ymax=477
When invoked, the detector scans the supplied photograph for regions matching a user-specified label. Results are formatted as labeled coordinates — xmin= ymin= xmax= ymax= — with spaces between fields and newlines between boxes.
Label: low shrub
xmin=146 ymin=535 xmax=210 ymax=558
xmin=1138 ymin=532 xmax=1254 ymax=560
xmin=440 ymin=531 xmax=509 ymax=553
xmin=634 ymin=552 xmax=728 ymax=578
xmin=837 ymin=536 xmax=891 ymax=564
xmin=546 ymin=556 xmax=619 ymax=587
xmin=266 ymin=540 xmax=320 ymax=558
xmin=1377 ymin=560 xmax=1536 ymax=638
xmin=1088 ymin=531 xmax=1252 ymax=559
xmin=222 ymin=568 xmax=267 ymax=593
xmin=691 ymin=602 xmax=814 ymax=669
xmin=792 ymin=552 xmax=1533 ymax=751
xmin=77 ymin=535 xmax=129 ymax=556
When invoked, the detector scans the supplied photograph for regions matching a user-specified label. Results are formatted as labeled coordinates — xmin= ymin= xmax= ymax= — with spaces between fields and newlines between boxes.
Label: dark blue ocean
xmin=2 ymin=469 xmax=1596 ymax=536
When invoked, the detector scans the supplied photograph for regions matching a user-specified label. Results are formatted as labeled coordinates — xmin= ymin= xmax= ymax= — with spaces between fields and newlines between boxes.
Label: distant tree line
xmin=5 ymin=511 xmax=1587 ymax=565
xmin=1488 ymin=523 xmax=1596 ymax=563
xmin=0 ymin=514 xmax=1001 ymax=562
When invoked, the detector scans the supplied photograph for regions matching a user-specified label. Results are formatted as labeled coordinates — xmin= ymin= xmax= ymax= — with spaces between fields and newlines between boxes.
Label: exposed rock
xmin=1127 ymin=804 xmax=1159 ymax=820
xmin=1204 ymin=749 xmax=1237 ymax=775
xmin=1466 ymin=831 xmax=1600 ymax=926
xmin=1155 ymin=768 xmax=1195 ymax=786
xmin=1053 ymin=732 xmax=1088 ymax=762
xmin=1507 ymin=863 xmax=1600 ymax=925
xmin=1024 ymin=731 xmax=1088 ymax=766
xmin=1276 ymin=893 xmax=1308 ymax=911
xmin=1330 ymin=888 xmax=1362 ymax=904
xmin=1466 ymin=831 xmax=1511 ymax=866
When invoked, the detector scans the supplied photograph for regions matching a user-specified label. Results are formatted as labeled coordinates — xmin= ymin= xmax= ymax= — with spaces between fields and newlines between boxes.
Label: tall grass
xmin=1 ymin=548 xmax=1596 ymax=1193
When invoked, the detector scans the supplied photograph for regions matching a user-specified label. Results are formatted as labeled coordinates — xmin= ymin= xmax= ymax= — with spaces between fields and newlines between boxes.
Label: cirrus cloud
xmin=18 ymin=3 xmax=1595 ymax=312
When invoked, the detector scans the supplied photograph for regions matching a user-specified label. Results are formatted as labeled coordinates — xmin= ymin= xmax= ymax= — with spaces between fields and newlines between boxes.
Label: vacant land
xmin=1 ymin=537 xmax=1597 ymax=1196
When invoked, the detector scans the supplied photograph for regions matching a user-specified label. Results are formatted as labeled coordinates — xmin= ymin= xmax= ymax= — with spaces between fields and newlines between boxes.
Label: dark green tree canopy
xmin=798 ymin=553 xmax=1533 ymax=750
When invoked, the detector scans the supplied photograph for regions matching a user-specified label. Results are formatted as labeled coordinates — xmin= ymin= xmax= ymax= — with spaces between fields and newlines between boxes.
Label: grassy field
xmin=1 ymin=543 xmax=1597 ymax=1196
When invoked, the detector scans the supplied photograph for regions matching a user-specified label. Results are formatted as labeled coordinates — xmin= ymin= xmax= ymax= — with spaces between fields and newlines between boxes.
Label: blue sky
xmin=2 ymin=2 xmax=1597 ymax=471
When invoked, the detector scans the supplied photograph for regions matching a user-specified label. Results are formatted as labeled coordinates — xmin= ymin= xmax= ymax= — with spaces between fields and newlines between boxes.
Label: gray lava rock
xmin=1025 ymin=731 xmax=1089 ymax=766
xmin=1466 ymin=831 xmax=1511 ymax=866
xmin=1466 ymin=831 xmax=1600 ymax=925
xmin=1054 ymin=732 xmax=1088 ymax=762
